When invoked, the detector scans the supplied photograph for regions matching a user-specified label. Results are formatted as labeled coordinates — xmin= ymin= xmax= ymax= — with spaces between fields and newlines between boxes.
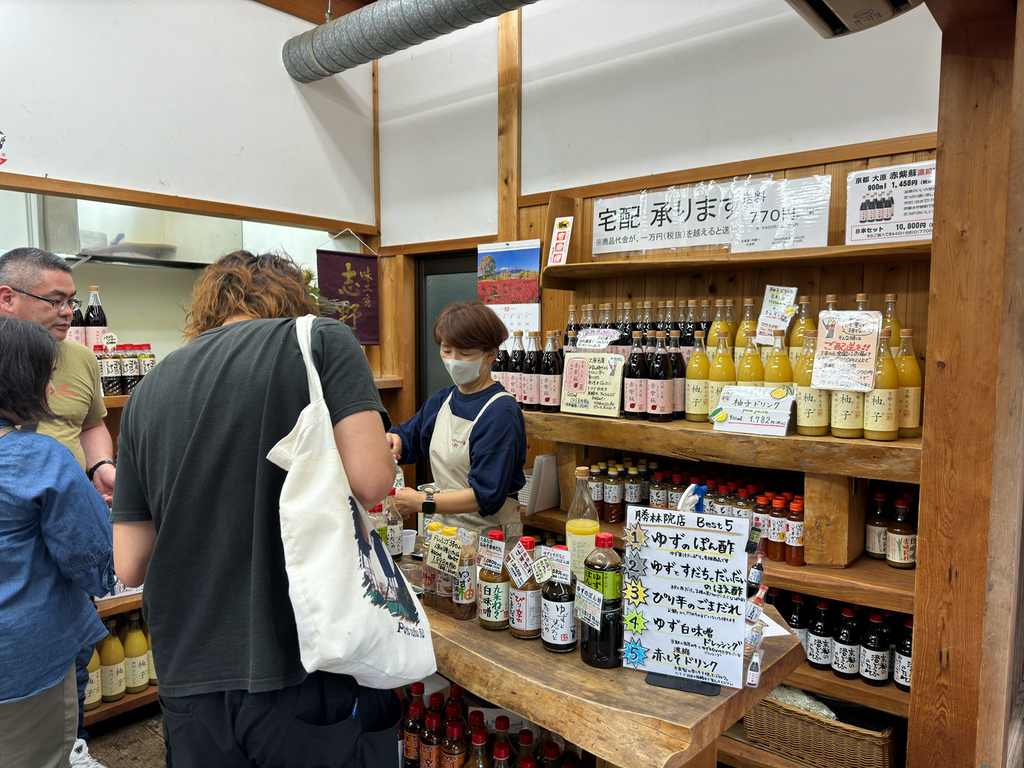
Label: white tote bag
xmin=267 ymin=315 xmax=436 ymax=689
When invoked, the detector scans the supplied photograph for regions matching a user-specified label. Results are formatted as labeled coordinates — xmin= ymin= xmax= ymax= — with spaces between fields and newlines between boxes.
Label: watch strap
xmin=87 ymin=459 xmax=115 ymax=481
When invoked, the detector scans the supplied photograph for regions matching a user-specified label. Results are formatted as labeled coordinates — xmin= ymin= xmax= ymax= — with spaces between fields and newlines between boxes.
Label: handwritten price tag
xmin=547 ymin=548 xmax=572 ymax=586
xmin=574 ymin=583 xmax=603 ymax=630
xmin=426 ymin=534 xmax=462 ymax=577
xmin=532 ymin=556 xmax=554 ymax=584
xmin=505 ymin=541 xmax=535 ymax=588
xmin=479 ymin=537 xmax=506 ymax=574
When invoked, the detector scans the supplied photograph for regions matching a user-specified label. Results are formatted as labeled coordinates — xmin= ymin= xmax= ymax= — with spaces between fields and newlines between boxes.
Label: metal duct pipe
xmin=283 ymin=0 xmax=541 ymax=83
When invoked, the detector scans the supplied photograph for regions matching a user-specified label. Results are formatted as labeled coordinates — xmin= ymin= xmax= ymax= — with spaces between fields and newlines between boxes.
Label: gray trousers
xmin=0 ymin=664 xmax=77 ymax=768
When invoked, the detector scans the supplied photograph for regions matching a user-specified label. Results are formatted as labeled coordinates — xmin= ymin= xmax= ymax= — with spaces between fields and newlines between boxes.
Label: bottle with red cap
xmin=765 ymin=498 xmax=788 ymax=562
xmin=580 ymin=533 xmax=623 ymax=669
xmin=441 ymin=721 xmax=468 ymax=768
xmin=419 ymin=712 xmax=444 ymax=768
xmin=516 ymin=729 xmax=535 ymax=766
xmin=831 ymin=606 xmax=861 ymax=680
xmin=539 ymin=741 xmax=561 ymax=768
xmin=491 ymin=741 xmax=511 ymax=768
xmin=444 ymin=702 xmax=465 ymax=734
xmin=404 ymin=701 xmax=426 ymax=767
xmin=509 ymin=537 xmax=542 ymax=639
xmin=465 ymin=727 xmax=490 ymax=768
xmin=859 ymin=613 xmax=890 ymax=686
xmin=426 ymin=691 xmax=445 ymax=721
xmin=402 ymin=681 xmax=425 ymax=744
xmin=518 ymin=757 xmax=536 ymax=768
xmin=445 ymin=683 xmax=469 ymax=722
xmin=468 ymin=710 xmax=484 ymax=733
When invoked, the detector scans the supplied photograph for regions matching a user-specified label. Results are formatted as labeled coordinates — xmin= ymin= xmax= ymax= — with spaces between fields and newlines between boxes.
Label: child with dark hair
xmin=0 ymin=316 xmax=115 ymax=768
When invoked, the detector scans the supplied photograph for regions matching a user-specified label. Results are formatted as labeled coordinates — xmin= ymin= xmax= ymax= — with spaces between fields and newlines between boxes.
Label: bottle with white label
xmin=452 ymin=535 xmax=478 ymax=621
xmin=384 ymin=489 xmax=404 ymax=561
xmin=624 ymin=467 xmax=643 ymax=506
xmin=124 ymin=610 xmax=150 ymax=694
xmin=508 ymin=331 xmax=525 ymax=406
xmin=794 ymin=331 xmax=829 ymax=436
xmin=831 ymin=607 xmax=861 ymax=680
xmin=98 ymin=618 xmax=126 ymax=702
xmin=859 ymin=613 xmax=891 ymax=686
xmin=648 ymin=472 xmax=669 ymax=509
xmin=623 ymin=331 xmax=648 ymax=420
xmin=865 ymin=492 xmax=889 ymax=560
xmin=886 ymin=499 xmax=917 ymax=569
xmin=522 ymin=331 xmax=542 ymax=411
xmin=646 ymin=331 xmax=673 ymax=422
xmin=540 ymin=331 xmax=562 ymax=413
xmin=864 ymin=328 xmax=899 ymax=441
xmin=509 ymin=536 xmax=542 ymax=639
xmin=746 ymin=552 xmax=766 ymax=598
xmin=806 ymin=600 xmax=833 ymax=670
xmin=745 ymin=584 xmax=768 ymax=625
xmin=541 ymin=544 xmax=577 ymax=653
xmin=83 ymin=647 xmax=102 ymax=711
xmin=894 ymin=617 xmax=914 ymax=692
xmin=478 ymin=530 xmax=510 ymax=630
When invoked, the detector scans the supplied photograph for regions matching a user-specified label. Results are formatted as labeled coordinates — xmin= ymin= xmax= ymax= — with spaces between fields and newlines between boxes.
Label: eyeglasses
xmin=10 ymin=288 xmax=83 ymax=312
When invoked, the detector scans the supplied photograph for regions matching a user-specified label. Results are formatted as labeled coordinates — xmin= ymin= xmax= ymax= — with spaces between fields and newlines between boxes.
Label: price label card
xmin=811 ymin=311 xmax=882 ymax=392
xmin=710 ymin=386 xmax=795 ymax=437
xmin=846 ymin=160 xmax=935 ymax=244
xmin=426 ymin=534 xmax=462 ymax=577
xmin=576 ymin=328 xmax=620 ymax=350
xmin=547 ymin=548 xmax=572 ymax=585
xmin=559 ymin=352 xmax=626 ymax=418
xmin=574 ymin=583 xmax=603 ymax=630
xmin=457 ymin=528 xmax=473 ymax=545
xmin=505 ymin=541 xmax=535 ymax=588
xmin=730 ymin=175 xmax=831 ymax=253
xmin=101 ymin=332 xmax=119 ymax=346
xmin=532 ymin=556 xmax=554 ymax=584
xmin=479 ymin=537 xmax=505 ymax=574
xmin=755 ymin=285 xmax=798 ymax=345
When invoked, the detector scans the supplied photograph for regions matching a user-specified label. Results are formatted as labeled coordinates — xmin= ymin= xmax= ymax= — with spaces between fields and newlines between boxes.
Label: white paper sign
xmin=480 ymin=537 xmax=505 ymax=574
xmin=731 ymin=176 xmax=831 ymax=253
xmin=710 ymin=386 xmax=795 ymax=437
xmin=505 ymin=541 xmax=535 ymax=588
xmin=576 ymin=328 xmax=619 ymax=350
xmin=547 ymin=548 xmax=572 ymax=586
xmin=620 ymin=507 xmax=748 ymax=689
xmin=846 ymin=160 xmax=935 ymax=244
xmin=547 ymin=217 xmax=574 ymax=266
xmin=592 ymin=187 xmax=732 ymax=255
xmin=755 ymin=285 xmax=798 ymax=345
xmin=532 ymin=555 xmax=554 ymax=584
xmin=811 ymin=311 xmax=882 ymax=392
xmin=574 ymin=582 xmax=603 ymax=630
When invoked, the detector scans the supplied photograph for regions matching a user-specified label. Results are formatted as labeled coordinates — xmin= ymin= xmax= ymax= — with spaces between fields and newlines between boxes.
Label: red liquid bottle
xmin=84 ymin=285 xmax=108 ymax=350
xmin=623 ymin=331 xmax=648 ymax=420
xmin=646 ymin=331 xmax=673 ymax=423
xmin=540 ymin=331 xmax=562 ymax=413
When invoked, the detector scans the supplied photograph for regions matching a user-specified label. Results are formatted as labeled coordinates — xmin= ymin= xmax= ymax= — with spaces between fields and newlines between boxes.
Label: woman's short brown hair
xmin=432 ymin=301 xmax=508 ymax=352
xmin=183 ymin=251 xmax=319 ymax=342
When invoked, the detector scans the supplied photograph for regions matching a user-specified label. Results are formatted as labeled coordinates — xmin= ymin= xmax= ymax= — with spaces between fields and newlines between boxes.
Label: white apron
xmin=427 ymin=390 xmax=522 ymax=540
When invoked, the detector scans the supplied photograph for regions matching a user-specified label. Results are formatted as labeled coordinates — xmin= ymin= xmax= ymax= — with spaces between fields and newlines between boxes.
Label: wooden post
xmin=911 ymin=4 xmax=1022 ymax=766
xmin=497 ymin=10 xmax=522 ymax=243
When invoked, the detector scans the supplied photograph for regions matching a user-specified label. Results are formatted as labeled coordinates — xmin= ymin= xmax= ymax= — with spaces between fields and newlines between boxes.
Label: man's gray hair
xmin=0 ymin=247 xmax=72 ymax=289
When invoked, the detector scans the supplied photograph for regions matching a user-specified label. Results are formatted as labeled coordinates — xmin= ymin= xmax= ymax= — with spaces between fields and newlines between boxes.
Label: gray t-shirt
xmin=111 ymin=318 xmax=390 ymax=697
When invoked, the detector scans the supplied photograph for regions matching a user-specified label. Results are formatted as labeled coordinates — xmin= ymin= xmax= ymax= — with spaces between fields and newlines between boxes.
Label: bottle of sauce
xmin=806 ymin=599 xmax=833 ymax=671
xmin=785 ymin=593 xmax=809 ymax=650
xmin=603 ymin=467 xmax=623 ymax=524
xmin=508 ymin=331 xmax=525 ymax=407
xmin=709 ymin=299 xmax=732 ymax=357
xmin=788 ymin=295 xmax=815 ymax=369
xmin=522 ymin=332 xmax=542 ymax=411
xmin=859 ymin=613 xmax=890 ymax=687
xmin=68 ymin=303 xmax=87 ymax=346
xmin=444 ymin=701 xmax=465 ymax=732
xmin=896 ymin=328 xmax=922 ymax=438
xmin=517 ymin=731 xmax=536 ymax=767
xmin=613 ymin=302 xmax=633 ymax=357
xmin=99 ymin=345 xmax=123 ymax=396
xmin=98 ymin=618 xmax=126 ymax=702
xmin=124 ymin=610 xmax=150 ymax=694
xmin=794 ymin=331 xmax=829 ymax=436
xmin=422 ymin=522 xmax=442 ymax=609
xmin=452 ymin=534 xmax=478 ymax=621
xmin=648 ymin=472 xmax=668 ymax=509
xmin=582 ymin=464 xmax=604 ymax=521
xmin=541 ymin=544 xmax=577 ymax=653
xmin=745 ymin=584 xmax=768 ymax=625
xmin=746 ymin=552 xmax=766 ymax=598
xmin=766 ymin=499 xmax=788 ymax=562
xmin=509 ymin=536 xmax=542 ymax=639
xmin=84 ymin=285 xmax=108 ymax=350
xmin=752 ymin=495 xmax=771 ymax=534
xmin=882 ymin=293 xmax=903 ymax=350
xmin=886 ymin=499 xmax=917 ymax=569
xmin=566 ymin=466 xmax=600 ymax=581
xmin=665 ymin=299 xmax=679 ymax=335
xmin=784 ymin=501 xmax=805 ymax=567
xmin=864 ymin=329 xmax=899 ymax=441
xmin=623 ymin=331 xmax=648 ymax=420
xmin=435 ymin=527 xmax=458 ymax=614
xmin=420 ymin=712 xmax=444 ymax=768
xmin=441 ymin=722 xmax=468 ymax=768
xmin=404 ymin=701 xmax=426 ymax=768
xmin=684 ymin=331 xmax=710 ymax=421
xmin=646 ymin=332 xmax=673 ymax=422
xmin=580 ymin=303 xmax=595 ymax=331
xmin=84 ymin=647 xmax=102 ymax=711
xmin=563 ymin=305 xmax=579 ymax=355
xmin=491 ymin=742 xmax=511 ymax=768
xmin=894 ymin=617 xmax=914 ymax=693
xmin=385 ymin=488 xmax=404 ymax=562
xmin=539 ymin=331 xmax=562 ymax=413
xmin=665 ymin=330 xmax=687 ymax=420
xmin=580 ymin=533 xmax=623 ymax=668
xmin=733 ymin=488 xmax=754 ymax=521
xmin=831 ymin=606 xmax=861 ymax=680
xmin=464 ymin=727 xmax=490 ymax=768
xmin=490 ymin=342 xmax=507 ymax=390
xmin=865 ymin=492 xmax=889 ymax=560
xmin=478 ymin=531 xmax=510 ymax=630
xmin=121 ymin=345 xmax=142 ymax=395
xmin=764 ymin=330 xmax=793 ymax=390
xmin=624 ymin=467 xmax=642 ymax=509
xmin=736 ymin=330 xmax=764 ymax=388
xmin=734 ymin=298 xmax=758 ymax=368
xmin=708 ymin=331 xmax=736 ymax=413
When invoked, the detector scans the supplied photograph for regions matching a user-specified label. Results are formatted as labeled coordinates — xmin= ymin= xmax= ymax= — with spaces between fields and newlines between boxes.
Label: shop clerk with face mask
xmin=389 ymin=301 xmax=526 ymax=538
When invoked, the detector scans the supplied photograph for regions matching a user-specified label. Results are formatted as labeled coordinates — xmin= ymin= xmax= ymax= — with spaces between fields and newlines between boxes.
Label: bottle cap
xmin=469 ymin=711 xmax=484 ymax=728
xmin=804 ymin=329 xmax=817 ymax=338
xmin=870 ymin=613 xmax=883 ymax=623
xmin=411 ymin=682 xmax=424 ymax=695
xmin=772 ymin=498 xmax=787 ymax=508
xmin=430 ymin=692 xmax=444 ymax=708
xmin=90 ymin=285 xmax=100 ymax=291
xmin=446 ymin=702 xmax=461 ymax=718
xmin=653 ymin=472 xmax=664 ymax=481
xmin=93 ymin=345 xmax=103 ymax=352
xmin=575 ymin=466 xmax=589 ymax=478
xmin=880 ymin=328 xmax=891 ymax=338
xmin=488 ymin=530 xmax=505 ymax=541
xmin=841 ymin=607 xmax=856 ymax=618
xmin=798 ymin=295 xmax=810 ymax=303
xmin=494 ymin=742 xmax=510 ymax=760
xmin=738 ymin=489 xmax=748 ymax=498
xmin=425 ymin=712 xmax=441 ymax=729
xmin=520 ymin=758 xmax=536 ymax=768
xmin=756 ymin=495 xmax=768 ymax=504
xmin=519 ymin=536 xmax=535 ymax=550
xmin=595 ymin=532 xmax=614 ymax=549
xmin=715 ymin=298 xmax=725 ymax=306
xmin=773 ymin=329 xmax=785 ymax=337
xmin=743 ymin=298 xmax=755 ymax=305
xmin=895 ymin=499 xmax=909 ymax=509
xmin=450 ymin=683 xmax=464 ymax=697
xmin=518 ymin=729 xmax=534 ymax=746
xmin=856 ymin=293 xmax=869 ymax=301
xmin=446 ymin=722 xmax=463 ymax=739
xmin=791 ymin=593 xmax=803 ymax=602
xmin=873 ymin=492 xmax=886 ymax=501
xmin=514 ymin=330 xmax=523 ymax=336
xmin=443 ymin=527 xmax=458 ymax=537
xmin=717 ymin=331 xmax=728 ymax=338
xmin=472 ymin=727 xmax=487 ymax=745
xmin=568 ymin=304 xmax=576 ymax=311
xmin=905 ymin=618 xmax=914 ymax=628
xmin=726 ymin=298 xmax=736 ymax=305
xmin=900 ymin=328 xmax=913 ymax=336
xmin=885 ymin=293 xmax=898 ymax=301
xmin=816 ymin=599 xmax=829 ymax=610
xmin=695 ymin=331 xmax=705 ymax=338
xmin=826 ymin=294 xmax=838 ymax=302
xmin=496 ymin=715 xmax=509 ymax=731
xmin=428 ymin=522 xmax=443 ymax=532
xmin=409 ymin=701 xmax=425 ymax=718
xmin=544 ymin=742 xmax=560 ymax=759
xmin=767 ymin=587 xmax=778 ymax=596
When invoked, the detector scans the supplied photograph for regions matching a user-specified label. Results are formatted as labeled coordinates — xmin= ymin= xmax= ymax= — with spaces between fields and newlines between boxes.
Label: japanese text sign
xmin=620 ymin=507 xmax=748 ymax=688
xmin=317 ymin=250 xmax=380 ymax=345
xmin=730 ymin=176 xmax=831 ymax=253
xmin=846 ymin=160 xmax=935 ymax=244
xmin=811 ymin=311 xmax=882 ymax=392
xmin=425 ymin=534 xmax=462 ymax=577
xmin=546 ymin=217 xmax=574 ymax=266
xmin=755 ymin=285 xmax=799 ymax=345
xmin=505 ymin=540 xmax=535 ymax=588
xmin=710 ymin=386 xmax=795 ymax=437
xmin=559 ymin=352 xmax=625 ymax=418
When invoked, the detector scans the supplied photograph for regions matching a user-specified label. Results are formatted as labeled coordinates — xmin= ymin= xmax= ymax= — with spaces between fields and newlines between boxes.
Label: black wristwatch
xmin=422 ymin=492 xmax=436 ymax=516
xmin=87 ymin=459 xmax=115 ymax=482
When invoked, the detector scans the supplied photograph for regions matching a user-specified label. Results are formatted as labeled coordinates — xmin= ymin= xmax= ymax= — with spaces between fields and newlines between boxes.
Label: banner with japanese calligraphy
xmin=845 ymin=160 xmax=936 ymax=244
xmin=620 ymin=506 xmax=748 ymax=689
xmin=316 ymin=250 xmax=380 ymax=345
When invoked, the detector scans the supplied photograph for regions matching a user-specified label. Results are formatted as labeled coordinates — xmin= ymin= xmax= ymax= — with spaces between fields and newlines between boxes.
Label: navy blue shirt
xmin=390 ymin=383 xmax=526 ymax=516
xmin=0 ymin=421 xmax=115 ymax=703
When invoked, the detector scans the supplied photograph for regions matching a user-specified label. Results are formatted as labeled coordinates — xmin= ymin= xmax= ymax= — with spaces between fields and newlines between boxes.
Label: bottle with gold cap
xmin=685 ymin=331 xmax=710 ymax=422
xmin=896 ymin=328 xmax=922 ymax=438
xmin=864 ymin=329 xmax=900 ymax=441
xmin=854 ymin=293 xmax=870 ymax=311
xmin=84 ymin=648 xmax=102 ymax=711
xmin=788 ymin=295 xmax=816 ymax=369
xmin=824 ymin=294 xmax=839 ymax=313
xmin=882 ymin=293 xmax=902 ymax=350
xmin=764 ymin=329 xmax=794 ymax=390
xmin=725 ymin=298 xmax=740 ymax=339
xmin=708 ymin=330 xmax=736 ymax=412
xmin=736 ymin=330 xmax=765 ymax=388
xmin=794 ymin=330 xmax=829 ymax=436
xmin=422 ymin=521 xmax=443 ymax=609
xmin=709 ymin=299 xmax=732 ymax=358
xmin=735 ymin=298 xmax=758 ymax=368
xmin=98 ymin=618 xmax=126 ymax=703
xmin=124 ymin=610 xmax=150 ymax=694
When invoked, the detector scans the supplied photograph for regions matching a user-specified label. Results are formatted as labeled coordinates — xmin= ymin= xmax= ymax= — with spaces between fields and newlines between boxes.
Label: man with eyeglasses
xmin=0 ymin=246 xmax=115 ymax=768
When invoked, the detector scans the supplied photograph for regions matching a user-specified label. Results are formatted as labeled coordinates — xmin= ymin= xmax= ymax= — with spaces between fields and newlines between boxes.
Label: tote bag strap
xmin=294 ymin=315 xmax=324 ymax=404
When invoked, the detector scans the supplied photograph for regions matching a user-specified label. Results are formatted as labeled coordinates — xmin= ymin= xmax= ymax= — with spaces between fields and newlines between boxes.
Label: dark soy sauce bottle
xmin=580 ymin=533 xmax=623 ymax=669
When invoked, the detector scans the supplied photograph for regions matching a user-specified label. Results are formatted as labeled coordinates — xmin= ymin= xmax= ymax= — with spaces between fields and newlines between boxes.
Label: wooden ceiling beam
xmin=250 ymin=0 xmax=373 ymax=26
xmin=925 ymin=0 xmax=1015 ymax=31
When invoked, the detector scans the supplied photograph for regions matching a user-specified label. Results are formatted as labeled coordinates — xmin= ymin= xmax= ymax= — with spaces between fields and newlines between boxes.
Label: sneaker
xmin=70 ymin=738 xmax=109 ymax=768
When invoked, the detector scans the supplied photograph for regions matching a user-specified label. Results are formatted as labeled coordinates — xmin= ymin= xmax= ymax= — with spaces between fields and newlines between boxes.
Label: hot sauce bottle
xmin=580 ymin=533 xmax=623 ymax=669
xmin=465 ymin=728 xmax=490 ymax=768
xmin=587 ymin=465 xmax=604 ymax=521
xmin=886 ymin=499 xmax=917 ymax=569
xmin=602 ymin=468 xmax=624 ymax=524
xmin=441 ymin=722 xmax=468 ymax=768
xmin=766 ymin=498 xmax=788 ymax=562
xmin=420 ymin=712 xmax=444 ymax=768
xmin=784 ymin=501 xmax=805 ymax=567
xmin=404 ymin=701 xmax=426 ymax=768
xmin=623 ymin=331 xmax=648 ymax=420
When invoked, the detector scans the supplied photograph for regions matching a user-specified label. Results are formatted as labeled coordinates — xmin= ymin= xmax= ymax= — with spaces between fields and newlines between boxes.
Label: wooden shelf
xmin=762 ymin=557 xmax=915 ymax=615
xmin=83 ymin=686 xmax=159 ymax=728
xmin=717 ymin=723 xmax=809 ymax=768
xmin=94 ymin=592 xmax=143 ymax=620
xmin=541 ymin=242 xmax=931 ymax=289
xmin=784 ymin=661 xmax=910 ymax=719
xmin=374 ymin=376 xmax=403 ymax=390
xmin=523 ymin=506 xmax=625 ymax=546
xmin=102 ymin=395 xmax=129 ymax=409
xmin=524 ymin=412 xmax=921 ymax=484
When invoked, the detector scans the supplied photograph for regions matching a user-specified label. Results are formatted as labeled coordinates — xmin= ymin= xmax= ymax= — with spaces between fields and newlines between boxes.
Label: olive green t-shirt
xmin=36 ymin=340 xmax=107 ymax=470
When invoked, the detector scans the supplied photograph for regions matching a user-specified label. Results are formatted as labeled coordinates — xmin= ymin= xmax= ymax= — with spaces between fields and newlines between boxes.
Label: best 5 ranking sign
xmin=620 ymin=507 xmax=748 ymax=689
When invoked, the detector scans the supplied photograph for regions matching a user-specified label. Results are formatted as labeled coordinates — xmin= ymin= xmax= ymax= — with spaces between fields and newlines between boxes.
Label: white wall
xmin=3 ymin=0 xmax=375 ymax=225
xmin=378 ymin=19 xmax=499 ymax=247
xmin=241 ymin=223 xmax=362 ymax=275
xmin=521 ymin=0 xmax=941 ymax=195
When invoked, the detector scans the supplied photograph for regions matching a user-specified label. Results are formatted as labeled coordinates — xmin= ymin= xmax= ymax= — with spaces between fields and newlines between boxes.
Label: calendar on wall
xmin=488 ymin=303 xmax=541 ymax=338
xmin=478 ymin=239 xmax=542 ymax=340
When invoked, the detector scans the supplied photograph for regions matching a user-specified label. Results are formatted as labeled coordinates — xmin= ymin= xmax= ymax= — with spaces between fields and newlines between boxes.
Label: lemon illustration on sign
xmin=770 ymin=387 xmax=789 ymax=399
xmin=710 ymin=408 xmax=728 ymax=422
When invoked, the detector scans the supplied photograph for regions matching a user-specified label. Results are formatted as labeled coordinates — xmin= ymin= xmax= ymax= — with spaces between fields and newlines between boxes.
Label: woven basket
xmin=744 ymin=695 xmax=895 ymax=768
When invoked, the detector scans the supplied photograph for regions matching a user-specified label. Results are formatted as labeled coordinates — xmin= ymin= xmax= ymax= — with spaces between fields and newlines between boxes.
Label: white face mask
xmin=443 ymin=354 xmax=486 ymax=387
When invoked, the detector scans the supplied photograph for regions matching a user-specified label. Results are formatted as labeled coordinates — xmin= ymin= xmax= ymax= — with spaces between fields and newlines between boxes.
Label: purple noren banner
xmin=316 ymin=250 xmax=380 ymax=346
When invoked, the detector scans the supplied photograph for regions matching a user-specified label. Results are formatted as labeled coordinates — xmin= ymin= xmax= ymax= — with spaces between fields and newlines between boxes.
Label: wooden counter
xmin=429 ymin=605 xmax=805 ymax=768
